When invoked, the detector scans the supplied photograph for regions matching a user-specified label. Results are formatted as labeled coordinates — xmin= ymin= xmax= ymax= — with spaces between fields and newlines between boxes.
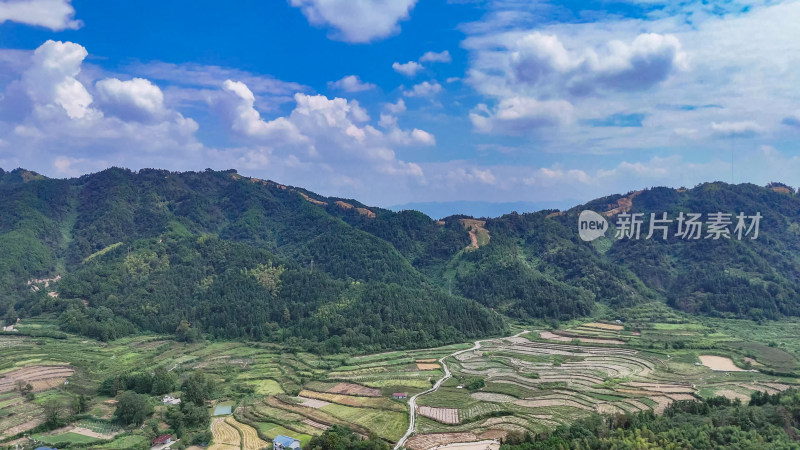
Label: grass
xmin=257 ymin=422 xmax=313 ymax=446
xmin=242 ymin=378 xmax=284 ymax=395
xmin=320 ymin=403 xmax=408 ymax=441
xmin=32 ymin=432 xmax=101 ymax=445
xmin=94 ymin=434 xmax=148 ymax=449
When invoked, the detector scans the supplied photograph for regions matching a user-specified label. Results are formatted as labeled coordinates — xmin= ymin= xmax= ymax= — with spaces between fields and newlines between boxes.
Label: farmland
xmin=3 ymin=311 xmax=800 ymax=449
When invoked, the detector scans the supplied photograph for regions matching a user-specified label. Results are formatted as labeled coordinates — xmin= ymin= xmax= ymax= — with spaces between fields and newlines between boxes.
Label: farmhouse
xmin=392 ymin=392 xmax=408 ymax=399
xmin=162 ymin=395 xmax=181 ymax=405
xmin=152 ymin=435 xmax=172 ymax=446
xmin=273 ymin=435 xmax=301 ymax=450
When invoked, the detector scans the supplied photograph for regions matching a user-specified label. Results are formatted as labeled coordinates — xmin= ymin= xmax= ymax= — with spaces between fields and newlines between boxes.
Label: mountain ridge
xmin=2 ymin=167 xmax=799 ymax=351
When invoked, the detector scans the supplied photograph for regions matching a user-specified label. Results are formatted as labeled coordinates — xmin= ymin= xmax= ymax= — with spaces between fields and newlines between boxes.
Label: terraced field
xmin=3 ymin=314 xmax=800 ymax=450
xmin=409 ymin=327 xmax=799 ymax=445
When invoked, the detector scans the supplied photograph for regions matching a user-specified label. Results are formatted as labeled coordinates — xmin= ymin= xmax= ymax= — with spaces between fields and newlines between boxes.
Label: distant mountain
xmin=1 ymin=167 xmax=799 ymax=351
xmin=389 ymin=200 xmax=580 ymax=220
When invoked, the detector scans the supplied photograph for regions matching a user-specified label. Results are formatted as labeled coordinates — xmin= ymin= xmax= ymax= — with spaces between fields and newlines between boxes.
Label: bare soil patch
xmin=471 ymin=392 xmax=517 ymax=403
xmin=419 ymin=406 xmax=459 ymax=424
xmin=699 ymin=355 xmax=745 ymax=371
xmin=434 ymin=441 xmax=500 ymax=450
xmin=417 ymin=363 xmax=441 ymax=370
xmin=303 ymin=418 xmax=331 ymax=430
xmin=328 ymin=382 xmax=381 ymax=397
xmin=714 ymin=389 xmax=750 ymax=402
xmin=0 ymin=365 xmax=74 ymax=393
xmin=583 ymin=322 xmax=624 ymax=331
xmin=297 ymin=396 xmax=330 ymax=409
xmin=407 ymin=433 xmax=479 ymax=450
xmin=539 ymin=331 xmax=571 ymax=342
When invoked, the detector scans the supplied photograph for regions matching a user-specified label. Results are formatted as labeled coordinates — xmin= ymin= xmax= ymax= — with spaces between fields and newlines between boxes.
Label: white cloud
xmin=710 ymin=121 xmax=765 ymax=138
xmin=219 ymin=80 xmax=304 ymax=142
xmin=419 ymin=50 xmax=452 ymax=64
xmin=386 ymin=125 xmax=436 ymax=146
xmin=383 ymin=98 xmax=406 ymax=114
xmin=0 ymin=40 xmax=203 ymax=175
xmin=327 ymin=75 xmax=376 ymax=92
xmin=95 ymin=78 xmax=167 ymax=122
xmin=21 ymin=40 xmax=96 ymax=120
xmin=470 ymin=96 xmax=574 ymax=134
xmin=403 ymin=81 xmax=442 ymax=97
xmin=507 ymin=32 xmax=686 ymax=95
xmin=131 ymin=62 xmax=305 ymax=96
xmin=215 ymin=80 xmax=431 ymax=182
xmin=0 ymin=0 xmax=81 ymax=30
xmin=392 ymin=61 xmax=423 ymax=77
xmin=289 ymin=0 xmax=417 ymax=43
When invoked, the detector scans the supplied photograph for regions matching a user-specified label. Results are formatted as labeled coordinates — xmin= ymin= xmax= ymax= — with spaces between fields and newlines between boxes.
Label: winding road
xmin=393 ymin=330 xmax=529 ymax=450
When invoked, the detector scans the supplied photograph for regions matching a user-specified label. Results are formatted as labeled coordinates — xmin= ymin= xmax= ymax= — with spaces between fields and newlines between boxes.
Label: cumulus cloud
xmin=383 ymin=99 xmax=406 ymax=114
xmin=470 ymin=96 xmax=574 ymax=134
xmin=509 ymin=32 xmax=687 ymax=95
xmin=0 ymin=40 xmax=202 ymax=174
xmin=289 ymin=0 xmax=417 ymax=43
xmin=0 ymin=0 xmax=81 ymax=30
xmin=218 ymin=80 xmax=304 ymax=142
xmin=95 ymin=78 xmax=168 ymax=122
xmin=404 ymin=81 xmax=442 ymax=97
xmin=392 ymin=61 xmax=422 ymax=77
xmin=419 ymin=50 xmax=451 ymax=64
xmin=710 ymin=121 xmax=764 ymax=138
xmin=327 ymin=75 xmax=376 ymax=93
xmin=21 ymin=40 xmax=96 ymax=120
xmin=216 ymin=80 xmax=430 ymax=178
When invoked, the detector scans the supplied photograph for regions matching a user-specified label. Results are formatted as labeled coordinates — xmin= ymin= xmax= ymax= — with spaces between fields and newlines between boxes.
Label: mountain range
xmin=2 ymin=167 xmax=799 ymax=352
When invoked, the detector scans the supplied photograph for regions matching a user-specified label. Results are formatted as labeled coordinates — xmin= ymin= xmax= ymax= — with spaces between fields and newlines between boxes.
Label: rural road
xmin=393 ymin=330 xmax=530 ymax=450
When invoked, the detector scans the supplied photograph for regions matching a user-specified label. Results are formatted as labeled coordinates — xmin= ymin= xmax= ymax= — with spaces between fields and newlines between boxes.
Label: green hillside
xmin=2 ymin=167 xmax=800 ymax=351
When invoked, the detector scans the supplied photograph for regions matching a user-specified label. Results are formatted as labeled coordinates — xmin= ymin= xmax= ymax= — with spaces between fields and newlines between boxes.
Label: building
xmin=273 ymin=435 xmax=301 ymax=450
xmin=161 ymin=395 xmax=181 ymax=405
xmin=392 ymin=392 xmax=407 ymax=399
xmin=152 ymin=435 xmax=172 ymax=446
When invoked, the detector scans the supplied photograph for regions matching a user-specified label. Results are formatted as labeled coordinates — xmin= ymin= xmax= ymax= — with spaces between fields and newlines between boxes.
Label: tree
xmin=114 ymin=391 xmax=152 ymax=426
xmin=182 ymin=371 xmax=215 ymax=406
xmin=306 ymin=425 xmax=390 ymax=450
xmin=3 ymin=305 xmax=17 ymax=325
xmin=43 ymin=399 xmax=67 ymax=427
xmin=151 ymin=367 xmax=177 ymax=395
xmin=72 ymin=394 xmax=90 ymax=414
xmin=175 ymin=320 xmax=198 ymax=343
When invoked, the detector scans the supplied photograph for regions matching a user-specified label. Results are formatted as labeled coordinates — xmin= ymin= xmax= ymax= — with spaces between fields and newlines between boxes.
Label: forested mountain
xmin=2 ymin=167 xmax=800 ymax=350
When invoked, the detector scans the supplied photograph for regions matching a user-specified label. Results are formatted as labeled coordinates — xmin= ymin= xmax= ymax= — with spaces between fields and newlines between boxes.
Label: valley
xmin=3 ymin=308 xmax=800 ymax=449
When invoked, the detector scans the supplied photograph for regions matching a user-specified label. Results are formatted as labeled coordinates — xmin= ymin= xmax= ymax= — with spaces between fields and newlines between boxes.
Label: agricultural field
xmin=4 ymin=312 xmax=800 ymax=449
xmin=407 ymin=317 xmax=800 ymax=446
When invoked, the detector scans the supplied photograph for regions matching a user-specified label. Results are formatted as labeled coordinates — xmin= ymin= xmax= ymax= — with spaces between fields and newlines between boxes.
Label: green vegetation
xmin=306 ymin=425 xmax=390 ymax=450
xmin=5 ymin=169 xmax=800 ymax=447
xmin=500 ymin=391 xmax=800 ymax=449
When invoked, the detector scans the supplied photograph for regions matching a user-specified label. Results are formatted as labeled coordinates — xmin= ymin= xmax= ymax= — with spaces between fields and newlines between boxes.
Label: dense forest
xmin=2 ymin=167 xmax=800 ymax=350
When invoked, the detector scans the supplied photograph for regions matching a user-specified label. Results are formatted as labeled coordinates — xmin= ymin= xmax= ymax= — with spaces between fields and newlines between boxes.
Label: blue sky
xmin=1 ymin=0 xmax=799 ymax=214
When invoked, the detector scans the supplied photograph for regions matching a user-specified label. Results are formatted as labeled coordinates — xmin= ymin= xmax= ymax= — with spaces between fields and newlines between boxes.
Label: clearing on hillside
xmin=327 ymin=382 xmax=381 ymax=397
xmin=0 ymin=365 xmax=74 ymax=393
xmin=698 ymin=355 xmax=746 ymax=371
xmin=460 ymin=219 xmax=490 ymax=249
